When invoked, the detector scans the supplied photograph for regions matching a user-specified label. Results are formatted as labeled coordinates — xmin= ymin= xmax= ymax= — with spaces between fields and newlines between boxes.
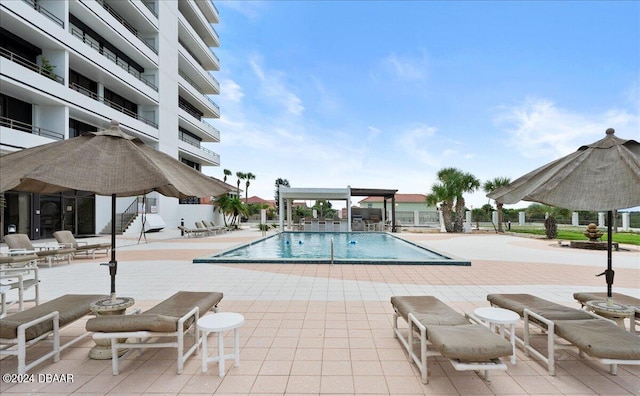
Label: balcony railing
xmin=70 ymin=82 xmax=158 ymax=128
xmin=95 ymin=0 xmax=158 ymax=54
xmin=0 ymin=116 xmax=64 ymax=140
xmin=70 ymin=26 xmax=158 ymax=91
xmin=179 ymin=134 xmax=219 ymax=159
xmin=178 ymin=70 xmax=220 ymax=111
xmin=178 ymin=102 xmax=202 ymax=120
xmin=0 ymin=47 xmax=64 ymax=84
xmin=22 ymin=0 xmax=64 ymax=27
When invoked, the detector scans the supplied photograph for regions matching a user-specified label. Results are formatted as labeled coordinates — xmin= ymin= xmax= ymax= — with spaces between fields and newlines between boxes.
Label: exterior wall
xmin=0 ymin=0 xmax=221 ymax=238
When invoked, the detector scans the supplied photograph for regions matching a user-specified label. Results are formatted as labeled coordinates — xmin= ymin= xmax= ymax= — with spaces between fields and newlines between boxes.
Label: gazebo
xmin=278 ymin=186 xmax=398 ymax=232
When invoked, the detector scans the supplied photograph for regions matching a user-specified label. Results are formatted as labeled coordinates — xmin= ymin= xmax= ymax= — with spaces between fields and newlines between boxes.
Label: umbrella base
xmin=569 ymin=241 xmax=619 ymax=251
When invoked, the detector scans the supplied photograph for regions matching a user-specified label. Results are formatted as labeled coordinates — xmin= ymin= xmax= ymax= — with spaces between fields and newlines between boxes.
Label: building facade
xmin=0 ymin=0 xmax=221 ymax=239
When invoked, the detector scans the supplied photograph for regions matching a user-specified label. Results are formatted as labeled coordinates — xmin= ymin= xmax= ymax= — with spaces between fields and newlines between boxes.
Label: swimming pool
xmin=194 ymin=232 xmax=470 ymax=265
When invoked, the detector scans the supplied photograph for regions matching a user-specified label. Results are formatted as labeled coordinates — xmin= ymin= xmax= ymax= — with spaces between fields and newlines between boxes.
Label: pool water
xmin=194 ymin=232 xmax=470 ymax=265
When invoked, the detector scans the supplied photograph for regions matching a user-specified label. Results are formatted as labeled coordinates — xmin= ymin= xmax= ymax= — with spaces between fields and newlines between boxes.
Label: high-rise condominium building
xmin=0 ymin=0 xmax=221 ymax=239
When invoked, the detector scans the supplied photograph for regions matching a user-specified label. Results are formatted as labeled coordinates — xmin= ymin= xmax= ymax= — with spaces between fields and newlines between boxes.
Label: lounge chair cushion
xmin=554 ymin=319 xmax=640 ymax=360
xmin=487 ymin=293 xmax=593 ymax=321
xmin=0 ymin=254 xmax=38 ymax=266
xmin=86 ymin=291 xmax=223 ymax=333
xmin=85 ymin=313 xmax=181 ymax=333
xmin=53 ymin=230 xmax=111 ymax=251
xmin=0 ymin=294 xmax=106 ymax=340
xmin=426 ymin=324 xmax=513 ymax=361
xmin=391 ymin=296 xmax=470 ymax=326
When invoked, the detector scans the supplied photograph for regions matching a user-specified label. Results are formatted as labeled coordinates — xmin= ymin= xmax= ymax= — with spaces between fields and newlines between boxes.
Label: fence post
xmin=622 ymin=212 xmax=630 ymax=231
xmin=598 ymin=212 xmax=606 ymax=227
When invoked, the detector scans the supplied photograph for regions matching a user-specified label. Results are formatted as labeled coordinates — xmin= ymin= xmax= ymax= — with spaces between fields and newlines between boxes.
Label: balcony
xmin=70 ymin=82 xmax=157 ymax=128
xmin=178 ymin=135 xmax=220 ymax=166
xmin=69 ymin=25 xmax=158 ymax=91
xmin=1 ymin=116 xmax=64 ymax=140
xmin=179 ymin=0 xmax=219 ymax=47
xmin=95 ymin=0 xmax=158 ymax=54
xmin=0 ymin=47 xmax=64 ymax=85
xmin=21 ymin=0 xmax=63 ymax=28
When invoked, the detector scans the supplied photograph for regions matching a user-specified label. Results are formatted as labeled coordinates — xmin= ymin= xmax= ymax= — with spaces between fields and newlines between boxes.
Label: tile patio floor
xmin=1 ymin=227 xmax=639 ymax=395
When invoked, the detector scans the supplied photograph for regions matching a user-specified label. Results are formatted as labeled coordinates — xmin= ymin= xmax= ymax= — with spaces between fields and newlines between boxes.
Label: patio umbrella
xmin=487 ymin=128 xmax=640 ymax=299
xmin=0 ymin=120 xmax=231 ymax=299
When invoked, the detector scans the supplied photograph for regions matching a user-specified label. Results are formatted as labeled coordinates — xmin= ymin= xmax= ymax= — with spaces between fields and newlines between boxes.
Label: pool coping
xmin=193 ymin=231 xmax=471 ymax=266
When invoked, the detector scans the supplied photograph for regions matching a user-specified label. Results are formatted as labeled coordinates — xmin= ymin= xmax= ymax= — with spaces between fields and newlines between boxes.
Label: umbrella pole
xmin=606 ymin=210 xmax=614 ymax=303
xmin=110 ymin=194 xmax=117 ymax=302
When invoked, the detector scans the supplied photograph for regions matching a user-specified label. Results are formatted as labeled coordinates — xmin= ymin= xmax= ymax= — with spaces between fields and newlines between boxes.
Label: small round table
xmin=473 ymin=307 xmax=520 ymax=364
xmin=197 ymin=312 xmax=244 ymax=376
xmin=586 ymin=300 xmax=635 ymax=333
xmin=89 ymin=296 xmax=135 ymax=360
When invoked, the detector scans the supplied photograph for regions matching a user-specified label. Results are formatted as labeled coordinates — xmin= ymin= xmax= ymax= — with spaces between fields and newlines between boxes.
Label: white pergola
xmin=277 ymin=186 xmax=398 ymax=232
xmin=278 ymin=187 xmax=352 ymax=231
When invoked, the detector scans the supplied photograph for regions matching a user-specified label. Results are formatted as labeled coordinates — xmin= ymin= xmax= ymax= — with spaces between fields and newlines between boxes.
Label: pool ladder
xmin=330 ymin=236 xmax=334 ymax=265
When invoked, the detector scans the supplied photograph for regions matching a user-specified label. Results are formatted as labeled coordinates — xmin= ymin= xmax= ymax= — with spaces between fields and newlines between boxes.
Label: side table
xmin=473 ymin=307 xmax=520 ymax=364
xmin=586 ymin=300 xmax=635 ymax=333
xmin=89 ymin=296 xmax=135 ymax=359
xmin=197 ymin=312 xmax=244 ymax=376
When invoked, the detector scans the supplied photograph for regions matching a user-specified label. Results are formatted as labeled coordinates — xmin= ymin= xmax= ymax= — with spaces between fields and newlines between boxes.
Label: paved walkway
xmin=1 ymin=228 xmax=639 ymax=395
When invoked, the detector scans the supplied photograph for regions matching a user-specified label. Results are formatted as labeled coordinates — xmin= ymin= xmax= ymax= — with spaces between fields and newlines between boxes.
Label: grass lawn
xmin=509 ymin=226 xmax=640 ymax=246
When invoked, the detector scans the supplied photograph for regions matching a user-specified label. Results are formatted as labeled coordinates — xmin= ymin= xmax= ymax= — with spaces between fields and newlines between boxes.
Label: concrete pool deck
xmin=1 ymin=227 xmax=639 ymax=395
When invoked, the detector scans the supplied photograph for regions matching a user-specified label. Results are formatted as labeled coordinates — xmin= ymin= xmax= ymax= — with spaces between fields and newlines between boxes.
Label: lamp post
xmin=319 ymin=202 xmax=324 ymax=218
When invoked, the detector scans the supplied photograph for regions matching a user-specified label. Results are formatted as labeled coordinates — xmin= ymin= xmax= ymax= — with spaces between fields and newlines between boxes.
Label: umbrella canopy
xmin=0 ymin=120 xmax=232 ymax=298
xmin=487 ymin=128 xmax=640 ymax=298
xmin=487 ymin=128 xmax=640 ymax=211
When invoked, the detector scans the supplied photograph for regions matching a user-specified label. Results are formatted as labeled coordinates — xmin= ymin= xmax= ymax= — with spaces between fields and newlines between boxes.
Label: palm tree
xmin=213 ymin=194 xmax=231 ymax=227
xmin=483 ymin=177 xmax=511 ymax=232
xmin=427 ymin=177 xmax=455 ymax=233
xmin=427 ymin=168 xmax=480 ymax=233
xmin=235 ymin=171 xmax=245 ymax=197
xmin=223 ymin=169 xmax=232 ymax=184
xmin=244 ymin=172 xmax=255 ymax=203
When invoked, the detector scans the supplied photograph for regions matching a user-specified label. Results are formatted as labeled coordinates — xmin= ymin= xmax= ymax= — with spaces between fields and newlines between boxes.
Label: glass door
xmin=63 ymin=197 xmax=76 ymax=233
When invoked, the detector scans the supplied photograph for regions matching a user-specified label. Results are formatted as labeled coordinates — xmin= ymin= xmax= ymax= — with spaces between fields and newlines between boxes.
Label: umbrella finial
xmin=605 ymin=128 xmax=615 ymax=135
xmin=110 ymin=120 xmax=120 ymax=128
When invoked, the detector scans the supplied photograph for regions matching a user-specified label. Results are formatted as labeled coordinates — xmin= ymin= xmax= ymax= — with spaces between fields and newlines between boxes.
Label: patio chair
xmin=487 ymin=293 xmax=640 ymax=375
xmin=0 ymin=254 xmax=40 ymax=313
xmin=391 ymin=296 xmax=512 ymax=384
xmin=0 ymin=294 xmax=107 ymax=374
xmin=177 ymin=225 xmax=206 ymax=238
xmin=86 ymin=291 xmax=223 ymax=375
xmin=3 ymin=234 xmax=75 ymax=268
xmin=194 ymin=221 xmax=213 ymax=236
xmin=201 ymin=220 xmax=225 ymax=235
xmin=53 ymin=230 xmax=111 ymax=259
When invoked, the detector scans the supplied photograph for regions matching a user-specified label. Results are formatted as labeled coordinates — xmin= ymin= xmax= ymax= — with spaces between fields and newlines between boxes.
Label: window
xmin=69 ymin=118 xmax=97 ymax=138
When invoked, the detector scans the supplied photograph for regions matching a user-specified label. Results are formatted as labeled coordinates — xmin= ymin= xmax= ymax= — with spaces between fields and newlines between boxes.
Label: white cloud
xmin=494 ymin=97 xmax=639 ymax=159
xmin=221 ymin=79 xmax=244 ymax=103
xmin=372 ymin=52 xmax=429 ymax=82
xmin=395 ymin=123 xmax=439 ymax=168
xmin=249 ymin=55 xmax=304 ymax=116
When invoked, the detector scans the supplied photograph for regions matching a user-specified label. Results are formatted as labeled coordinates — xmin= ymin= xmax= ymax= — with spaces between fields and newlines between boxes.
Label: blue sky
xmin=204 ymin=1 xmax=639 ymax=209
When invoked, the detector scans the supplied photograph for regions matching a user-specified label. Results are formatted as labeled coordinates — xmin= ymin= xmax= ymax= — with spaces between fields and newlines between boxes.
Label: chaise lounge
xmin=0 ymin=254 xmax=40 ymax=314
xmin=391 ymin=296 xmax=513 ymax=383
xmin=53 ymin=230 xmax=111 ymax=259
xmin=0 ymin=294 xmax=107 ymax=374
xmin=86 ymin=291 xmax=223 ymax=375
xmin=4 ymin=233 xmax=75 ymax=268
xmin=487 ymin=293 xmax=640 ymax=375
